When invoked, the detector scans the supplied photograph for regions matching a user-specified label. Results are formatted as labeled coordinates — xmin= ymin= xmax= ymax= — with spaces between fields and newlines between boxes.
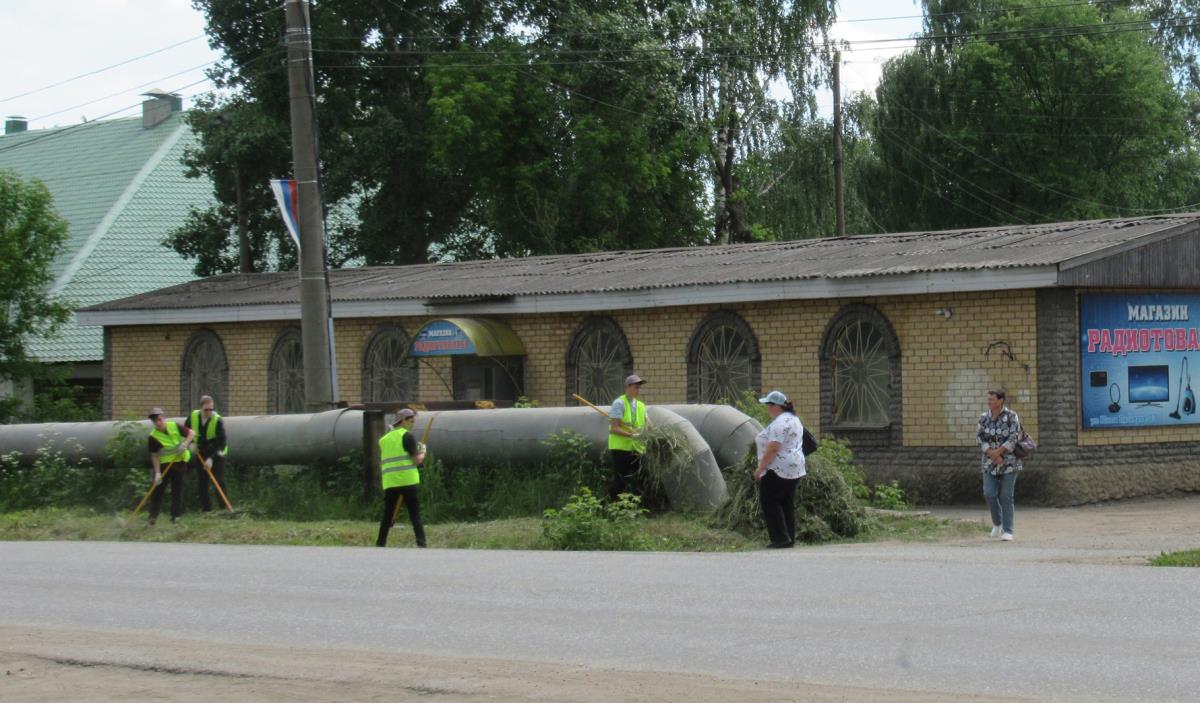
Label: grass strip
xmin=0 ymin=508 xmax=978 ymax=551
xmin=1149 ymin=549 xmax=1200 ymax=567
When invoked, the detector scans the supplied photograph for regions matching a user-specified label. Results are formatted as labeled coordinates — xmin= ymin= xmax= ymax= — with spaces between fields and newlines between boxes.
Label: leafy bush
xmin=542 ymin=487 xmax=647 ymax=550
xmin=871 ymin=480 xmax=910 ymax=510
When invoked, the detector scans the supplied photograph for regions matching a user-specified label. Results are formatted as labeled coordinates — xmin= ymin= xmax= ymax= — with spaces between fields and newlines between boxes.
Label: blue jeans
xmin=982 ymin=471 xmax=1018 ymax=534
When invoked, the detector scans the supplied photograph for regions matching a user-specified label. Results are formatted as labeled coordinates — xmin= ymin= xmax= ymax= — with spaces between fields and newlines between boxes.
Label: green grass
xmin=1149 ymin=549 xmax=1200 ymax=567
xmin=0 ymin=507 xmax=979 ymax=551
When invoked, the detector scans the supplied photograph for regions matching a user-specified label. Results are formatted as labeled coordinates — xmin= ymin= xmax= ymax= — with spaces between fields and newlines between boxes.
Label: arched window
xmin=267 ymin=327 xmax=305 ymax=414
xmin=686 ymin=311 xmax=761 ymax=404
xmin=362 ymin=324 xmax=418 ymax=402
xmin=180 ymin=329 xmax=228 ymax=413
xmin=565 ymin=316 xmax=632 ymax=405
xmin=820 ymin=304 xmax=902 ymax=446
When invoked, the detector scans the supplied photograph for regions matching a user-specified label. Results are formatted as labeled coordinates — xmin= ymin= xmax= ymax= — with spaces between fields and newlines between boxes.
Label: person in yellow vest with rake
xmin=376 ymin=408 xmax=427 ymax=548
xmin=146 ymin=407 xmax=194 ymax=525
xmin=187 ymin=395 xmax=230 ymax=512
xmin=607 ymin=374 xmax=648 ymax=501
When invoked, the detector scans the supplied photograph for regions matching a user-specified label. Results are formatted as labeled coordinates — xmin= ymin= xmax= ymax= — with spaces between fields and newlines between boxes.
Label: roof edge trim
xmin=1058 ymin=219 xmax=1200 ymax=273
xmin=77 ymin=266 xmax=1060 ymax=327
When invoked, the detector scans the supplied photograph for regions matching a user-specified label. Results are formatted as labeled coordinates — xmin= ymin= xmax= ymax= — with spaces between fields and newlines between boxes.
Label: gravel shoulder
xmin=923 ymin=492 xmax=1200 ymax=565
xmin=0 ymin=625 xmax=1038 ymax=703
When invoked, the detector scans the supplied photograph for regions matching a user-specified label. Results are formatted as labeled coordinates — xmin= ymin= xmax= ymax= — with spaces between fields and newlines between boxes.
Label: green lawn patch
xmin=0 ymin=507 xmax=975 ymax=551
xmin=1149 ymin=549 xmax=1200 ymax=567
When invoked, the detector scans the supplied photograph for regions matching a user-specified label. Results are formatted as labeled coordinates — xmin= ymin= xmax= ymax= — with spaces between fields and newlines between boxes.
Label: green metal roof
xmin=0 ymin=113 xmax=212 ymax=362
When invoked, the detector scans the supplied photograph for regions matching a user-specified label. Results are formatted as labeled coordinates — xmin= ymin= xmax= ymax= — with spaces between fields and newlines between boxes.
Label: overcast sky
xmin=0 ymin=0 xmax=922 ymax=132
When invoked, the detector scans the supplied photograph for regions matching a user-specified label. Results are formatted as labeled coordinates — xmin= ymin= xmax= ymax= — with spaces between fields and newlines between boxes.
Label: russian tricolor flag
xmin=269 ymin=179 xmax=301 ymax=251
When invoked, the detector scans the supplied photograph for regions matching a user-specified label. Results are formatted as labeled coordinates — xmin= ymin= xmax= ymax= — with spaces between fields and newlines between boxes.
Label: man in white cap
xmin=146 ymin=407 xmax=194 ymax=525
xmin=376 ymin=408 xmax=427 ymax=548
xmin=607 ymin=374 xmax=647 ymax=501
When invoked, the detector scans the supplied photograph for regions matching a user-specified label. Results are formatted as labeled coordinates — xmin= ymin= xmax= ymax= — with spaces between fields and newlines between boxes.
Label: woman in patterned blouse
xmin=755 ymin=390 xmax=808 ymax=549
xmin=976 ymin=388 xmax=1023 ymax=541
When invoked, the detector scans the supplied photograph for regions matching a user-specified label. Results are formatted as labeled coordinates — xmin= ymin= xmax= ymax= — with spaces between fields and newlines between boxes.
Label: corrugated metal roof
xmin=84 ymin=214 xmax=1199 ymax=314
xmin=0 ymin=114 xmax=210 ymax=361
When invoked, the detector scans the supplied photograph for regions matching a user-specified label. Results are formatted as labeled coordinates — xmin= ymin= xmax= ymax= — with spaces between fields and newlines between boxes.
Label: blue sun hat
xmin=758 ymin=390 xmax=788 ymax=405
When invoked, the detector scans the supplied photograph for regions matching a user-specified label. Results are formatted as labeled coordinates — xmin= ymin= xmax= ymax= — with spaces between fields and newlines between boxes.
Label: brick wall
xmin=106 ymin=290 xmax=1037 ymax=437
xmin=104 ymin=287 xmax=1197 ymax=504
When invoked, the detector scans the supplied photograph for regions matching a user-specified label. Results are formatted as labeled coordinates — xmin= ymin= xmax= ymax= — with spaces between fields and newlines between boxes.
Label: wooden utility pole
xmin=284 ymin=0 xmax=337 ymax=411
xmin=832 ymin=50 xmax=846 ymax=237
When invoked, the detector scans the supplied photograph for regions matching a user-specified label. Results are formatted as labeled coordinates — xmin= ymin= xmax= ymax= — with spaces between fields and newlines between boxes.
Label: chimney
xmin=4 ymin=116 xmax=28 ymax=135
xmin=141 ymin=90 xmax=183 ymax=129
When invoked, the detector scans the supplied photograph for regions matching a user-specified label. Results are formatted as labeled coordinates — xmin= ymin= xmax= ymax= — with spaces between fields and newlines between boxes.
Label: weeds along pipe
xmin=0 ymin=409 xmax=364 ymax=467
xmin=413 ymin=406 xmax=727 ymax=511
xmin=0 ymin=407 xmax=726 ymax=510
xmin=660 ymin=405 xmax=762 ymax=470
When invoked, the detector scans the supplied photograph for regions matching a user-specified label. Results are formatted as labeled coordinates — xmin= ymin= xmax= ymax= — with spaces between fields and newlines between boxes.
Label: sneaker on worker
xmin=990 ymin=524 xmax=1003 ymax=538
xmin=1001 ymin=532 xmax=1014 ymax=541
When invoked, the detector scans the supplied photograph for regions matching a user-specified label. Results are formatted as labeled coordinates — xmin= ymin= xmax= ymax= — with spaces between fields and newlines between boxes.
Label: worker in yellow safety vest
xmin=146 ymin=406 xmax=194 ymax=525
xmin=607 ymin=373 xmax=647 ymax=501
xmin=376 ymin=408 xmax=427 ymax=548
xmin=187 ymin=395 xmax=230 ymax=512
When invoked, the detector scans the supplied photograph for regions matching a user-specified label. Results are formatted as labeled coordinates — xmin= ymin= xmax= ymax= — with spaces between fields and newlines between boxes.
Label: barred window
xmin=820 ymin=305 xmax=901 ymax=434
xmin=362 ymin=325 xmax=418 ymax=402
xmin=687 ymin=311 xmax=761 ymax=404
xmin=180 ymin=329 xmax=228 ymax=412
xmin=565 ymin=317 xmax=632 ymax=405
xmin=267 ymin=327 xmax=305 ymax=414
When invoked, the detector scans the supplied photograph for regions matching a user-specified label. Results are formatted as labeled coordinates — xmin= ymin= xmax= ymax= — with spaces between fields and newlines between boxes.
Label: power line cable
xmin=30 ymin=61 xmax=220 ymax=122
xmin=0 ymin=56 xmax=285 ymax=156
xmin=0 ymin=35 xmax=206 ymax=104
xmin=312 ymin=13 xmax=1200 ymax=58
xmin=0 ymin=3 xmax=284 ymax=105
xmin=860 ymin=61 xmax=1200 ymax=215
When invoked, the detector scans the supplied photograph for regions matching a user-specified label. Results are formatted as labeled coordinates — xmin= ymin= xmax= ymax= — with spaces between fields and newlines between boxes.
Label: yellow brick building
xmin=81 ymin=215 xmax=1200 ymax=504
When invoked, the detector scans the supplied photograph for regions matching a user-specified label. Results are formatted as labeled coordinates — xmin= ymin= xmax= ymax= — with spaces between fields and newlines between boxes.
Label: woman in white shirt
xmin=755 ymin=390 xmax=807 ymax=548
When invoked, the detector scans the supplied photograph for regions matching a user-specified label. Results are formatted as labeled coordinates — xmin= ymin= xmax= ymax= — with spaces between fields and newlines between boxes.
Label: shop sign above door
xmin=409 ymin=318 xmax=525 ymax=358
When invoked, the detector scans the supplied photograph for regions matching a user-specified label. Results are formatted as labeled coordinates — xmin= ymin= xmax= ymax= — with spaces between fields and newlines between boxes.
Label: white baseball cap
xmin=758 ymin=390 xmax=789 ymax=405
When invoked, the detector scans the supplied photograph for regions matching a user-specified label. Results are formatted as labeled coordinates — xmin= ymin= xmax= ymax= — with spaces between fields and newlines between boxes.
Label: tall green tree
xmin=673 ymin=0 xmax=838 ymax=243
xmin=0 ymin=169 xmax=71 ymax=422
xmin=861 ymin=1 xmax=1200 ymax=232
xmin=426 ymin=7 xmax=711 ymax=255
xmin=179 ymin=0 xmax=517 ymax=269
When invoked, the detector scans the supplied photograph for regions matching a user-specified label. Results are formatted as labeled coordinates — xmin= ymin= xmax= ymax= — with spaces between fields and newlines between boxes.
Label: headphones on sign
xmin=1108 ymin=383 xmax=1121 ymax=414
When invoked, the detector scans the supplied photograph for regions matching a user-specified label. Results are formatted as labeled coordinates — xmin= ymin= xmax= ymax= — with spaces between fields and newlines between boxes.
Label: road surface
xmin=2 ymin=511 xmax=1198 ymax=703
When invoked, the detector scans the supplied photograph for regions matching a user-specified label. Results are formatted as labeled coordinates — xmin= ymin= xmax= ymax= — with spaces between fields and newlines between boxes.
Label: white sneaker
xmin=990 ymin=525 xmax=1003 ymax=538
xmin=1001 ymin=532 xmax=1014 ymax=541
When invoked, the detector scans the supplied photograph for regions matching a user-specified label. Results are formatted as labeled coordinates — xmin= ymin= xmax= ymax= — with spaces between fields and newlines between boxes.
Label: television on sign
xmin=1128 ymin=365 xmax=1170 ymax=407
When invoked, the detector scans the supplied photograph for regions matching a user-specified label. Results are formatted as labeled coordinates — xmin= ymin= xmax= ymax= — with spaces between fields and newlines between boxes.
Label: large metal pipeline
xmin=411 ymin=406 xmax=726 ymax=510
xmin=0 ymin=406 xmax=729 ymax=510
xmin=661 ymin=404 xmax=761 ymax=469
xmin=0 ymin=409 xmax=364 ymax=467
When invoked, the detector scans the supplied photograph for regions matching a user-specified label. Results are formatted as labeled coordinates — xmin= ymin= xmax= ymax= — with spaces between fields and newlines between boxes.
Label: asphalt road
xmin=1 ymin=540 xmax=1196 ymax=702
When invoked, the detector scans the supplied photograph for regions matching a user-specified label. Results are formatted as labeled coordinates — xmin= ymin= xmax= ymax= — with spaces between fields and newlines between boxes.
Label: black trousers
xmin=377 ymin=485 xmax=426 ymax=548
xmin=609 ymin=449 xmax=642 ymax=501
xmin=190 ymin=454 xmax=228 ymax=511
xmin=759 ymin=470 xmax=801 ymax=546
xmin=148 ymin=462 xmax=185 ymax=520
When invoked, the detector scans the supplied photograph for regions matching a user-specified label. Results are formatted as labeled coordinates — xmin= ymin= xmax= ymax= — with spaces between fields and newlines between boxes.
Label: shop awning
xmin=409 ymin=318 xmax=526 ymax=357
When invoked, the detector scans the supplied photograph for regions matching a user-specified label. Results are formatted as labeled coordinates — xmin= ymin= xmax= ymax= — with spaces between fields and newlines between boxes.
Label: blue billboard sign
xmin=1079 ymin=293 xmax=1200 ymax=429
xmin=410 ymin=319 xmax=476 ymax=356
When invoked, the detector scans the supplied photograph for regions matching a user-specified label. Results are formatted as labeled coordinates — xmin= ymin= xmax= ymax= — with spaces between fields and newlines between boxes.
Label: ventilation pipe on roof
xmin=141 ymin=89 xmax=183 ymax=129
xmin=4 ymin=116 xmax=27 ymax=134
